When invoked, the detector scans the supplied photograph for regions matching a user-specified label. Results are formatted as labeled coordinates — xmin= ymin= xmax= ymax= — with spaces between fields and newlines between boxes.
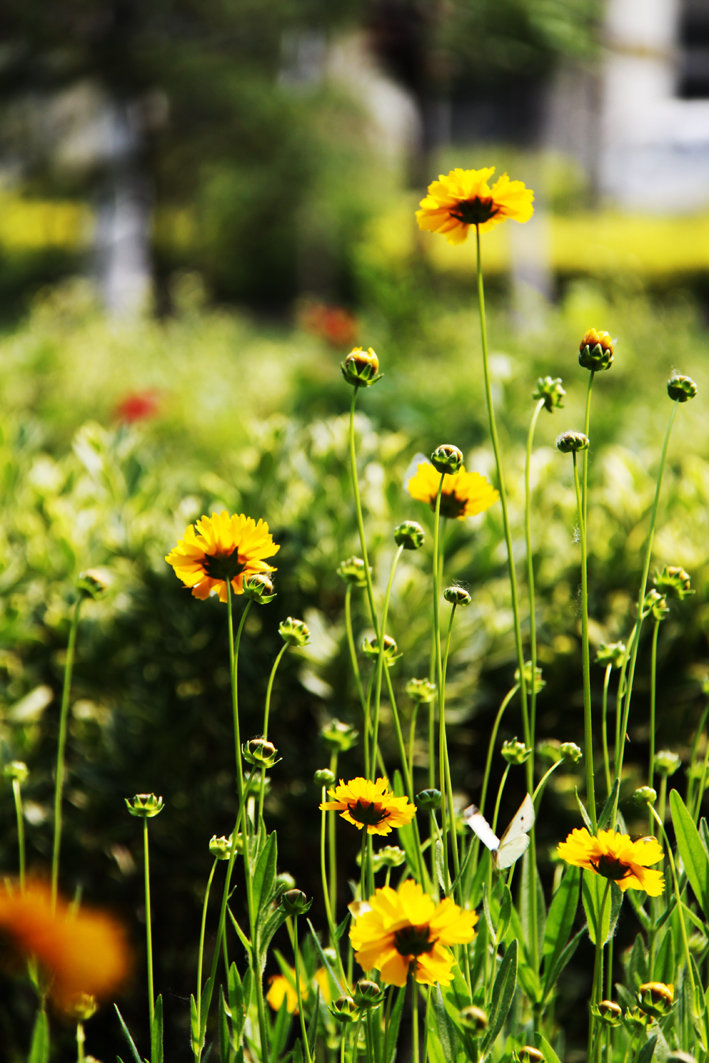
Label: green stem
xmin=524 ymin=398 xmax=545 ymax=754
xmin=76 ymin=1021 xmax=86 ymax=1063
xmin=411 ymin=977 xmax=420 ymax=1063
xmin=51 ymin=595 xmax=83 ymax=909
xmin=143 ymin=817 xmax=155 ymax=1031
xmin=474 ymin=227 xmax=530 ymax=764
xmin=258 ymin=642 xmax=289 ymax=819
xmin=479 ymin=684 xmax=519 ymax=817
xmin=431 ymin=478 xmax=451 ymax=888
xmin=601 ymin=664 xmax=613 ymax=797
xmin=369 ymin=545 xmax=403 ymax=774
xmin=291 ymin=917 xmax=315 ymax=1063
xmin=348 ymin=392 xmax=380 ymax=643
xmin=572 ymin=450 xmax=596 ymax=829
xmin=648 ymin=620 xmax=661 ymax=792
xmin=194 ymin=859 xmax=218 ymax=1061
xmin=11 ymin=777 xmax=26 ymax=891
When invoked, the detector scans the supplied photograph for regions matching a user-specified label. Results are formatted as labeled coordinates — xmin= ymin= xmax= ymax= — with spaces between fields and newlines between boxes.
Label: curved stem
xmin=524 ymin=398 xmax=545 ymax=753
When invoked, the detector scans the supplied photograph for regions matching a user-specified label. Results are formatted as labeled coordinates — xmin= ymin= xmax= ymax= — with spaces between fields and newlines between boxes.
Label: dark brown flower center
xmin=450 ymin=196 xmax=499 ymax=225
xmin=434 ymin=491 xmax=468 ymax=519
xmin=350 ymin=800 xmax=389 ymax=826
xmin=394 ymin=924 xmax=433 ymax=957
xmin=592 ymin=855 xmax=631 ymax=882
xmin=203 ymin=550 xmax=246 ymax=581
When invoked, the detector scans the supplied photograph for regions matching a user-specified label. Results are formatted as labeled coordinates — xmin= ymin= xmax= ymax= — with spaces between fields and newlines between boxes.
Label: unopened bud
xmin=641 ymin=589 xmax=669 ymax=621
xmin=371 ymin=845 xmax=406 ymax=872
xmin=353 ymin=979 xmax=385 ymax=1008
xmin=281 ymin=889 xmax=312 ymax=916
xmin=125 ymin=793 xmax=165 ymax=818
xmin=330 ymin=996 xmax=358 ymax=1023
xmin=77 ymin=569 xmax=110 ymax=600
xmin=579 ymin=328 xmax=615 ymax=371
xmin=321 ymin=719 xmax=358 ymax=752
xmin=594 ymin=1000 xmax=623 ymax=1027
xmin=654 ymin=750 xmax=681 ymax=776
xmin=501 ymin=738 xmax=531 ymax=765
xmin=209 ymin=834 xmax=235 ymax=860
xmin=341 ymin=347 xmax=381 ymax=388
xmin=559 ymin=741 xmax=583 ymax=764
xmin=3 ymin=761 xmax=29 ymax=784
xmin=314 ymin=768 xmax=336 ymax=787
xmin=637 ymin=981 xmax=674 ymax=1018
xmin=430 ymin=444 xmax=463 ymax=475
xmin=415 ymin=788 xmax=441 ymax=812
xmin=337 ymin=556 xmax=370 ymax=587
xmin=556 ymin=431 xmax=589 ymax=454
xmin=633 ymin=786 xmax=657 ymax=807
xmin=444 ymin=585 xmax=471 ymax=606
xmin=243 ymin=573 xmax=276 ymax=604
xmin=595 ymin=641 xmax=626 ymax=668
xmin=654 ymin=565 xmax=693 ymax=600
xmin=243 ymin=737 xmax=279 ymax=768
xmin=279 ymin=617 xmax=311 ymax=647
xmin=459 ymin=1004 xmax=488 ymax=1034
xmin=406 ymin=678 xmax=437 ymax=703
xmin=515 ymin=661 xmax=545 ymax=694
xmin=533 ymin=376 xmax=565 ymax=411
xmin=667 ymin=374 xmax=697 ymax=402
xmin=394 ymin=521 xmax=425 ymax=550
xmin=362 ymin=634 xmax=401 ymax=665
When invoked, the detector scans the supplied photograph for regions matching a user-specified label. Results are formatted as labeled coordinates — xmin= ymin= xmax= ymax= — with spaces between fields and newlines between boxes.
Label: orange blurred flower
xmin=0 ymin=880 xmax=130 ymax=1010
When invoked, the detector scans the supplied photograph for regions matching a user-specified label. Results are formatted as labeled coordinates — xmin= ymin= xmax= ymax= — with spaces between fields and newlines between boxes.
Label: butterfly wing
xmin=495 ymin=793 xmax=535 ymax=870
xmin=463 ymin=804 xmax=500 ymax=854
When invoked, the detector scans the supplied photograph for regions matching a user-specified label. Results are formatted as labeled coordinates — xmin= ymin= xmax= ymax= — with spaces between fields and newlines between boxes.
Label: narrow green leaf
xmin=573 ymin=789 xmax=594 ymax=832
xmin=150 ymin=994 xmax=164 ymax=1063
xmin=633 ymin=1034 xmax=657 ymax=1063
xmin=253 ymin=831 xmax=278 ymax=914
xmin=670 ymin=789 xmax=709 ymax=919
xmin=430 ymin=986 xmax=457 ymax=1058
xmin=541 ymin=929 xmax=584 ymax=1005
xmin=200 ymin=974 xmax=215 ymax=1042
xmin=190 ymin=994 xmax=200 ymax=1054
xmin=481 ymin=939 xmax=518 ymax=1053
xmin=114 ymin=1005 xmax=143 ymax=1063
xmin=542 ymin=866 xmax=580 ymax=990
xmin=653 ymin=923 xmax=675 ymax=984
xmin=28 ymin=1007 xmax=49 ymax=1063
xmin=384 ymin=985 xmax=407 ymax=1063
xmin=219 ymin=989 xmax=231 ymax=1062
xmin=582 ymin=873 xmax=622 ymax=945
xmin=531 ymin=1033 xmax=562 ymax=1063
xmin=597 ymin=779 xmax=620 ymax=829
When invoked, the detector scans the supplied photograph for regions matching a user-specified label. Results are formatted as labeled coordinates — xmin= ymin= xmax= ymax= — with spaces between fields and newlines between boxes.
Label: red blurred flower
xmin=299 ymin=301 xmax=358 ymax=348
xmin=113 ymin=390 xmax=161 ymax=424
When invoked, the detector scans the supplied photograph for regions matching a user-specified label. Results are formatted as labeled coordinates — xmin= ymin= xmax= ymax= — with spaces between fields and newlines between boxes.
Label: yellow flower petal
xmin=407 ymin=461 xmax=499 ymax=520
xmin=319 ymin=777 xmax=416 ymax=835
xmin=557 ymin=828 xmax=664 ymax=896
xmin=416 ymin=166 xmax=534 ymax=243
xmin=166 ymin=511 xmax=279 ymax=602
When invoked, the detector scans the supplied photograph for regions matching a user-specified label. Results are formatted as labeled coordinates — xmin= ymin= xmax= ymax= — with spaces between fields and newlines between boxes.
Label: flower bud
xmin=641 ymin=589 xmax=669 ymax=621
xmin=532 ymin=376 xmax=565 ymax=411
xmin=65 ymin=992 xmax=98 ymax=1021
xmin=444 ymin=585 xmax=472 ymax=606
xmin=556 ymin=431 xmax=589 ymax=454
xmin=633 ymin=786 xmax=657 ymax=807
xmin=459 ymin=1004 xmax=488 ymax=1034
xmin=321 ymin=719 xmax=359 ymax=752
xmin=637 ymin=981 xmax=674 ymax=1018
xmin=406 ymin=678 xmax=437 ymax=703
xmin=654 ymin=565 xmax=693 ymax=600
xmin=667 ymin=374 xmax=697 ymax=402
xmin=242 ymin=573 xmax=276 ymax=604
xmin=353 ymin=979 xmax=385 ymax=1008
xmin=209 ymin=834 xmax=236 ymax=860
xmin=579 ymin=328 xmax=615 ymax=371
xmin=3 ymin=760 xmax=29 ymax=784
xmin=281 ymin=889 xmax=312 ymax=916
xmin=415 ymin=788 xmax=441 ymax=812
xmin=666 ymin=1053 xmax=698 ymax=1063
xmin=515 ymin=1048 xmax=545 ymax=1063
xmin=394 ymin=520 xmax=425 ymax=550
xmin=337 ymin=556 xmax=370 ymax=587
xmin=125 ymin=793 xmax=165 ymax=818
xmin=559 ymin=741 xmax=583 ymax=764
xmin=279 ymin=617 xmax=311 ymax=647
xmin=314 ymin=768 xmax=336 ymax=787
xmin=274 ymin=872 xmax=297 ymax=895
xmin=371 ymin=845 xmax=406 ymax=872
xmin=595 ymin=641 xmax=627 ymax=668
xmin=76 ymin=569 xmax=110 ymax=600
xmin=593 ymin=999 xmax=623 ymax=1027
xmin=501 ymin=738 xmax=531 ymax=765
xmin=536 ymin=738 xmax=562 ymax=762
xmin=362 ymin=634 xmax=401 ymax=665
xmin=341 ymin=347 xmax=381 ymax=388
xmin=430 ymin=444 xmax=463 ymax=474
xmin=514 ymin=661 xmax=545 ymax=694
xmin=654 ymin=749 xmax=681 ymax=777
xmin=243 ymin=737 xmax=279 ymax=768
xmin=623 ymin=1006 xmax=649 ymax=1032
xmin=330 ymin=996 xmax=359 ymax=1023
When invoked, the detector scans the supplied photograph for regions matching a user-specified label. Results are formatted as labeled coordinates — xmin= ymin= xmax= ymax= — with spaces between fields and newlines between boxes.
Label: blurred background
xmin=1 ymin=1 xmax=708 ymax=1059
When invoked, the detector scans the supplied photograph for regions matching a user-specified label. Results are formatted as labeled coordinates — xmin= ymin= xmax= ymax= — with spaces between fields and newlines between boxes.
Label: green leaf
xmin=150 ymin=994 xmax=164 ymax=1063
xmin=597 ymin=779 xmax=620 ymax=829
xmin=253 ymin=831 xmax=278 ymax=916
xmin=28 ymin=1007 xmax=49 ymax=1063
xmin=582 ymin=872 xmax=623 ymax=945
xmin=541 ymin=929 xmax=584 ymax=1005
xmin=384 ymin=985 xmax=407 ymax=1063
xmin=573 ymin=789 xmax=594 ymax=832
xmin=481 ymin=938 xmax=518 ymax=1053
xmin=519 ymin=853 xmax=546 ymax=962
xmin=531 ymin=1033 xmax=563 ymax=1063
xmin=430 ymin=986 xmax=458 ymax=1059
xmin=653 ymin=922 xmax=675 ymax=984
xmin=219 ymin=989 xmax=231 ymax=1063
xmin=542 ymin=866 xmax=580 ymax=988
xmin=114 ymin=1005 xmax=143 ymax=1063
xmin=670 ymin=789 xmax=709 ymax=919
xmin=633 ymin=1034 xmax=657 ymax=1063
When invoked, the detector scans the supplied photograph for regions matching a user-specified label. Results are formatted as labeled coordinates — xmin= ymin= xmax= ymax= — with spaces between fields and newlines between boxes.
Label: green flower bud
xmin=371 ymin=845 xmax=406 ymax=872
xmin=321 ymin=718 xmax=359 ymax=752
xmin=667 ymin=374 xmax=697 ymax=402
xmin=535 ymin=738 xmax=562 ymax=762
xmin=65 ymin=992 xmax=98 ymax=1022
xmin=341 ymin=347 xmax=381 ymax=388
xmin=76 ymin=569 xmax=110 ymax=600
xmin=281 ymin=889 xmax=312 ymax=916
xmin=514 ymin=661 xmax=545 ymax=694
xmin=595 ymin=641 xmax=627 ymax=668
xmin=559 ymin=741 xmax=583 ymax=764
xmin=125 ymin=793 xmax=165 ymax=818
xmin=394 ymin=520 xmax=425 ymax=550
xmin=623 ymin=1006 xmax=649 ymax=1032
xmin=274 ymin=872 xmax=297 ymax=895
xmin=637 ymin=981 xmax=674 ymax=1018
xmin=337 ymin=556 xmax=370 ymax=587
xmin=666 ymin=1052 xmax=698 ymax=1063
xmin=242 ymin=573 xmax=276 ymax=604
xmin=330 ymin=996 xmax=359 ymax=1023
xmin=430 ymin=444 xmax=463 ymax=474
xmin=362 ymin=634 xmax=401 ymax=665
xmin=593 ymin=1000 xmax=623 ymax=1027
xmin=415 ymin=788 xmax=441 ymax=812
xmin=209 ymin=834 xmax=235 ymax=860
xmin=406 ymin=678 xmax=437 ymax=703
xmin=444 ymin=585 xmax=472 ymax=606
xmin=532 ymin=376 xmax=565 ymax=411
xmin=654 ymin=565 xmax=693 ymax=600
xmin=633 ymin=785 xmax=657 ymax=806
xmin=353 ymin=979 xmax=385 ymax=1009
xmin=556 ymin=431 xmax=589 ymax=453
xmin=3 ymin=760 xmax=29 ymax=784
xmin=579 ymin=328 xmax=615 ymax=371
xmin=641 ymin=589 xmax=669 ymax=621
xmin=515 ymin=1048 xmax=545 ymax=1063
xmin=242 ymin=737 xmax=279 ymax=768
xmin=279 ymin=617 xmax=311 ymax=647
xmin=654 ymin=749 xmax=681 ymax=776
xmin=459 ymin=1004 xmax=488 ymax=1035
xmin=501 ymin=738 xmax=531 ymax=765
xmin=314 ymin=768 xmax=336 ymax=787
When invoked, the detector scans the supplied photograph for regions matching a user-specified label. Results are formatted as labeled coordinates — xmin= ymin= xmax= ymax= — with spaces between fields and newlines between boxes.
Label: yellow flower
xmin=319 ymin=777 xmax=416 ymax=836
xmin=557 ymin=828 xmax=665 ymax=896
xmin=0 ymin=880 xmax=130 ymax=1010
xmin=416 ymin=167 xmax=534 ymax=244
xmin=349 ymin=879 xmax=477 ymax=987
xmin=407 ymin=461 xmax=499 ymax=520
xmin=165 ymin=511 xmax=279 ymax=603
xmin=266 ymin=967 xmax=331 ymax=1014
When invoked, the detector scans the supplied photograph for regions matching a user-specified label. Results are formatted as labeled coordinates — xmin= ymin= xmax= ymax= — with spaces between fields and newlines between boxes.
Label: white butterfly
xmin=463 ymin=793 xmax=535 ymax=870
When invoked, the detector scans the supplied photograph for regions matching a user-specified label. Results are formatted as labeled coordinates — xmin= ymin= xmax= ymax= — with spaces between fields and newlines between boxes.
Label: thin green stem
xmin=194 ymin=858 xmax=218 ymax=1062
xmin=11 ymin=777 xmax=26 ymax=891
xmin=52 ymin=595 xmax=83 ymax=909
xmin=369 ymin=545 xmax=403 ymax=773
xmin=479 ymin=684 xmax=519 ymax=817
xmin=601 ymin=664 xmax=613 ymax=797
xmin=76 ymin=1021 xmax=86 ymax=1063
xmin=524 ymin=398 xmax=545 ymax=752
xmin=411 ymin=977 xmax=420 ymax=1063
xmin=348 ymin=392 xmax=380 ymax=643
xmin=291 ymin=917 xmax=314 ymax=1063
xmin=648 ymin=620 xmax=661 ymax=792
xmin=143 ymin=817 xmax=155 ymax=1031
xmin=572 ymin=451 xmax=596 ymax=829
xmin=258 ymin=642 xmax=289 ymax=819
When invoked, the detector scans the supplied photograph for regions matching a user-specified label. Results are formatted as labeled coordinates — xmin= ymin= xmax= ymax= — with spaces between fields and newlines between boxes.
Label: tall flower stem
xmin=369 ymin=545 xmax=403 ymax=774
xmin=258 ymin=642 xmax=288 ymax=819
xmin=571 ymin=450 xmax=596 ymax=829
xmin=474 ymin=228 xmax=530 ymax=762
xmin=51 ymin=594 xmax=83 ymax=910
xmin=524 ymin=398 xmax=545 ymax=749
xmin=143 ymin=816 xmax=156 ymax=1032
xmin=479 ymin=684 xmax=519 ymax=818
xmin=648 ymin=619 xmax=661 ymax=793
xmin=431 ymin=479 xmax=452 ymax=887
xmin=194 ymin=858 xmax=219 ymax=1062
xmin=10 ymin=773 xmax=27 ymax=891
xmin=600 ymin=664 xmax=613 ymax=796
xmin=291 ymin=916 xmax=315 ymax=1063
xmin=348 ymin=393 xmax=380 ymax=644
